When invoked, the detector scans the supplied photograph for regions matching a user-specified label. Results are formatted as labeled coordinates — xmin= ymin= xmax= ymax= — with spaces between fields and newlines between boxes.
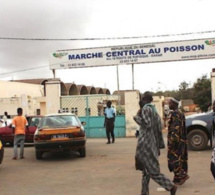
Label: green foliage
xmin=116 ymin=106 xmax=125 ymax=115
xmin=150 ymin=74 xmax=211 ymax=112
xmin=193 ymin=75 xmax=211 ymax=112
xmin=179 ymin=81 xmax=189 ymax=91
xmin=152 ymin=90 xmax=181 ymax=99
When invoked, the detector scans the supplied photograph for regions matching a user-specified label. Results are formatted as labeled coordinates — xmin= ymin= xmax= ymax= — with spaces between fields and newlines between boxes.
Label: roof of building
xmin=11 ymin=79 xmax=111 ymax=95
xmin=182 ymin=99 xmax=194 ymax=106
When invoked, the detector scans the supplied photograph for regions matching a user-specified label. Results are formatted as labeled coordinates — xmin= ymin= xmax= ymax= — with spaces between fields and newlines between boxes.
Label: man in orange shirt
xmin=12 ymin=108 xmax=28 ymax=160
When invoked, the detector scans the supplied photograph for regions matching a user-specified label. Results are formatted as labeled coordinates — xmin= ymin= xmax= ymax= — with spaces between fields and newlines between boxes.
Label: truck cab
xmin=186 ymin=111 xmax=213 ymax=150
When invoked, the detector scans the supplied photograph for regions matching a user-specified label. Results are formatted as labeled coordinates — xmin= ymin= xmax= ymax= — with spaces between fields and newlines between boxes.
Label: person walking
xmin=211 ymin=100 xmax=215 ymax=179
xmin=12 ymin=108 xmax=28 ymax=160
xmin=104 ymin=101 xmax=116 ymax=144
xmin=168 ymin=97 xmax=189 ymax=185
xmin=134 ymin=92 xmax=177 ymax=195
xmin=135 ymin=100 xmax=145 ymax=138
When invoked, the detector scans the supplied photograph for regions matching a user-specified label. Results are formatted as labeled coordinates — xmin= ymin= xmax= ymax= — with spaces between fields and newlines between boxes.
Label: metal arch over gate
xmin=60 ymin=94 xmax=126 ymax=138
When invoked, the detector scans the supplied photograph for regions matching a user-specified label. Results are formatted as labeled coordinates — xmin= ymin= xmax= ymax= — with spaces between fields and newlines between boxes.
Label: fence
xmin=60 ymin=94 xmax=126 ymax=138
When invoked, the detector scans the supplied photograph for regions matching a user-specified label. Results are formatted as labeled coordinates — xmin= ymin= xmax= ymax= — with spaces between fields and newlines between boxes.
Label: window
xmin=71 ymin=107 xmax=78 ymax=115
xmin=30 ymin=117 xmax=41 ymax=126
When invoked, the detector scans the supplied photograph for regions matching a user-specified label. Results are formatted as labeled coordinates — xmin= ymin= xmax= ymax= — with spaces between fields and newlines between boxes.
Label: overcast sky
xmin=0 ymin=0 xmax=215 ymax=93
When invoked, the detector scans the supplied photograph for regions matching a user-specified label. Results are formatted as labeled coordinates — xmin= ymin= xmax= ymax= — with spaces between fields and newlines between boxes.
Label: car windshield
xmin=39 ymin=115 xmax=80 ymax=129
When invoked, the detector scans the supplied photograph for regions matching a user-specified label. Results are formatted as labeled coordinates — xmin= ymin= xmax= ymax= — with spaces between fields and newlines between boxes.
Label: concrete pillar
xmin=211 ymin=68 xmax=215 ymax=102
xmin=124 ymin=92 xmax=164 ymax=137
xmin=21 ymin=94 xmax=28 ymax=116
xmin=45 ymin=79 xmax=61 ymax=114
xmin=153 ymin=96 xmax=165 ymax=127
xmin=124 ymin=91 xmax=140 ymax=137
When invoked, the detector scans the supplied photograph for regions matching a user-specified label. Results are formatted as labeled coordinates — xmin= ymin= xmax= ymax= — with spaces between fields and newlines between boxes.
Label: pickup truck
xmin=0 ymin=116 xmax=42 ymax=146
xmin=186 ymin=111 xmax=214 ymax=151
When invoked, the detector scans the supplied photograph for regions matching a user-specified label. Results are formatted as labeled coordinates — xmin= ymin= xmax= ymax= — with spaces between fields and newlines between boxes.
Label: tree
xmin=179 ymin=81 xmax=188 ymax=108
xmin=179 ymin=81 xmax=189 ymax=91
xmin=193 ymin=75 xmax=211 ymax=112
xmin=179 ymin=81 xmax=195 ymax=100
xmin=150 ymin=75 xmax=211 ymax=112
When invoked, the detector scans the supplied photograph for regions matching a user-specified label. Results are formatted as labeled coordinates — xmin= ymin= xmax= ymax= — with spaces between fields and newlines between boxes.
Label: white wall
xmin=0 ymin=80 xmax=44 ymax=98
xmin=124 ymin=91 xmax=140 ymax=136
xmin=124 ymin=91 xmax=164 ymax=137
xmin=153 ymin=96 xmax=164 ymax=118
xmin=45 ymin=79 xmax=61 ymax=114
xmin=0 ymin=81 xmax=43 ymax=116
xmin=152 ymin=96 xmax=165 ymax=127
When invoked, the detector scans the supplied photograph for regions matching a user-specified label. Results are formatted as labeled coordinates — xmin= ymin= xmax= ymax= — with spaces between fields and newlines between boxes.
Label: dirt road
xmin=0 ymin=135 xmax=214 ymax=195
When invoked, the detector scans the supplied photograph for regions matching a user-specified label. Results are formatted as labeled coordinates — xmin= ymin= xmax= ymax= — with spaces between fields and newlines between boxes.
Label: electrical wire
xmin=0 ymin=30 xmax=215 ymax=41
xmin=0 ymin=65 xmax=49 ymax=76
xmin=1 ymin=29 xmax=215 ymax=76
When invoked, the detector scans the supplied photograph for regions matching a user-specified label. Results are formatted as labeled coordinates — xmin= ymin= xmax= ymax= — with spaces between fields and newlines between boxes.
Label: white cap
xmin=170 ymin=97 xmax=179 ymax=104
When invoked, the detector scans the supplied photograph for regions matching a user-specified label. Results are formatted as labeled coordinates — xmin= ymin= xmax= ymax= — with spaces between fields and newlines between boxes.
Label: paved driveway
xmin=0 ymin=134 xmax=214 ymax=195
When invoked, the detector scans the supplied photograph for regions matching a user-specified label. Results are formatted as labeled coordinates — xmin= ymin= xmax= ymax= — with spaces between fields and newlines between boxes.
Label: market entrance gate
xmin=60 ymin=94 xmax=126 ymax=138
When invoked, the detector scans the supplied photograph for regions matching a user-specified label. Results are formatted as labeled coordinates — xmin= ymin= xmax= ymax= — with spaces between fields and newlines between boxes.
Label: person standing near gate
xmin=12 ymin=107 xmax=29 ymax=160
xmin=104 ymin=101 xmax=116 ymax=144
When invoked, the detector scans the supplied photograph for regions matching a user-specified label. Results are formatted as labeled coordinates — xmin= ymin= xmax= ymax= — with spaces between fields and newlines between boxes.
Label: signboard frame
xmin=49 ymin=38 xmax=215 ymax=70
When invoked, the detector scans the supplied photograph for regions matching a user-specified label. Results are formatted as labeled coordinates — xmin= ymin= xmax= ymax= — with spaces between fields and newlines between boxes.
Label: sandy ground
xmin=0 ymin=133 xmax=214 ymax=195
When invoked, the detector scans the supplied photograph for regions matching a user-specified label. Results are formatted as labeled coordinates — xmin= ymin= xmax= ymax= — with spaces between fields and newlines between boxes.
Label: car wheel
xmin=187 ymin=129 xmax=208 ymax=151
xmin=79 ymin=147 xmax=86 ymax=157
xmin=36 ymin=150 xmax=43 ymax=160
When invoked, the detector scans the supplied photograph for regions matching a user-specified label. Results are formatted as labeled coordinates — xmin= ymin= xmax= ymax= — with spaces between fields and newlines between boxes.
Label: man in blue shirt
xmin=104 ymin=101 xmax=116 ymax=144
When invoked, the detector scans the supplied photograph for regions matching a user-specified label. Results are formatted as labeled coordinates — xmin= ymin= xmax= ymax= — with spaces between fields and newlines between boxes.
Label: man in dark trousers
xmin=134 ymin=92 xmax=177 ymax=195
xmin=104 ymin=101 xmax=116 ymax=144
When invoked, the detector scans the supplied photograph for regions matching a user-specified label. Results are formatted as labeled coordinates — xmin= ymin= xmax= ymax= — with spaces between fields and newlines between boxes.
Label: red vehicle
xmin=0 ymin=116 xmax=42 ymax=146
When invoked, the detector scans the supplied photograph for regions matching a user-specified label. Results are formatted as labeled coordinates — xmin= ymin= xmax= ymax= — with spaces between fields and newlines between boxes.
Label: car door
xmin=25 ymin=116 xmax=41 ymax=143
xmin=0 ymin=119 xmax=13 ymax=145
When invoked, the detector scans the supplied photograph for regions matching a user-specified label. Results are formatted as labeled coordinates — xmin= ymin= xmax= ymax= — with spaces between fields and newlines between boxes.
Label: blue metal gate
xmin=60 ymin=94 xmax=126 ymax=138
xmin=79 ymin=115 xmax=125 ymax=138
